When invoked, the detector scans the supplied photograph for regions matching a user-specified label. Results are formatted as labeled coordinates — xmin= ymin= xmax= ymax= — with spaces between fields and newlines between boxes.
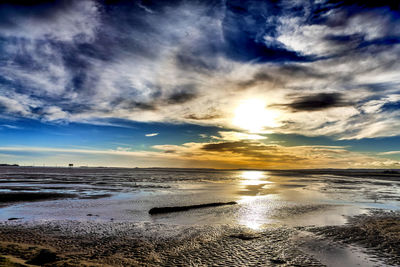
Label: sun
xmin=233 ymin=99 xmax=278 ymax=133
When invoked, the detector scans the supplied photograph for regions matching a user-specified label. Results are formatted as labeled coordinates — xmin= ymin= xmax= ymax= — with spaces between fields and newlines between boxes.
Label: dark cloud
xmin=167 ymin=91 xmax=197 ymax=104
xmin=326 ymin=0 xmax=400 ymax=12
xmin=280 ymin=93 xmax=352 ymax=111
xmin=56 ymin=103 xmax=94 ymax=114
xmin=309 ymin=0 xmax=400 ymax=30
xmin=185 ymin=114 xmax=220 ymax=120
xmin=323 ymin=33 xmax=400 ymax=57
xmin=202 ymin=140 xmax=304 ymax=162
xmin=112 ymin=99 xmax=157 ymax=111
xmin=0 ymin=0 xmax=74 ymax=27
xmin=202 ymin=140 xmax=277 ymax=158
xmin=128 ymin=102 xmax=157 ymax=111
xmin=238 ymin=72 xmax=275 ymax=88
xmin=358 ymin=36 xmax=400 ymax=49
xmin=324 ymin=33 xmax=365 ymax=46
xmin=0 ymin=0 xmax=58 ymax=5
xmin=175 ymin=53 xmax=217 ymax=74
xmin=203 ymin=140 xmax=255 ymax=151
xmin=238 ymin=65 xmax=327 ymax=90
xmin=277 ymin=65 xmax=327 ymax=79
xmin=167 ymin=85 xmax=198 ymax=104
xmin=29 ymin=107 xmax=47 ymax=116
xmin=204 ymin=141 xmax=276 ymax=154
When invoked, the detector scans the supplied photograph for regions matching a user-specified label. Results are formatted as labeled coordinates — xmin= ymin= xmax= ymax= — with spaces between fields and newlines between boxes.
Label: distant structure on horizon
xmin=68 ymin=163 xmax=74 ymax=167
xmin=0 ymin=164 xmax=19 ymax=167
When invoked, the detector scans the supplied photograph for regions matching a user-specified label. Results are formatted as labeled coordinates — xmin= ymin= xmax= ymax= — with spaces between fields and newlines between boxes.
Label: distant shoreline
xmin=1 ymin=165 xmax=399 ymax=182
xmin=0 ymin=164 xmax=400 ymax=178
xmin=0 ymin=165 xmax=399 ymax=172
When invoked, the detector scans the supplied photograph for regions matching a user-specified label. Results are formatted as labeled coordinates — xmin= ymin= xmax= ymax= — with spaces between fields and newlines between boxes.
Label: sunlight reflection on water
xmin=241 ymin=171 xmax=265 ymax=180
xmin=240 ymin=171 xmax=274 ymax=186
xmin=237 ymin=195 xmax=276 ymax=230
xmin=237 ymin=171 xmax=276 ymax=230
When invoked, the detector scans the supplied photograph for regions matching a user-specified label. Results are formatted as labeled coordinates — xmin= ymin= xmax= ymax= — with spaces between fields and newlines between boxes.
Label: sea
xmin=1 ymin=166 xmax=399 ymax=228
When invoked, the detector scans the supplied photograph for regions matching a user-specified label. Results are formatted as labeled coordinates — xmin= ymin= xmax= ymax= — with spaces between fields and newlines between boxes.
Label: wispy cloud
xmin=378 ymin=151 xmax=400 ymax=155
xmin=145 ymin=133 xmax=159 ymax=137
xmin=0 ymin=124 xmax=21 ymax=129
xmin=211 ymin=131 xmax=266 ymax=141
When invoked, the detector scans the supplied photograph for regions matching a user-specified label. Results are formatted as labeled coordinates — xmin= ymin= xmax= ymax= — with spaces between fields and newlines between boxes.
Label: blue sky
xmin=0 ymin=0 xmax=400 ymax=168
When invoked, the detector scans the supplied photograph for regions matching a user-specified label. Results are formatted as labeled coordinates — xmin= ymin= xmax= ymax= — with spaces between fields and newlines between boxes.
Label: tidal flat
xmin=0 ymin=167 xmax=399 ymax=266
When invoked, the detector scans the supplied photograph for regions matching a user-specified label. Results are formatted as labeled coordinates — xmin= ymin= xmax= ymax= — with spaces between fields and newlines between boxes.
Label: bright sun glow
xmin=233 ymin=99 xmax=278 ymax=133
xmin=240 ymin=171 xmax=271 ymax=185
xmin=241 ymin=170 xmax=265 ymax=180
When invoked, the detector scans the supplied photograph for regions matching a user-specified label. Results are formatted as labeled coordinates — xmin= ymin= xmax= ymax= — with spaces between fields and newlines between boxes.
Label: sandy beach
xmin=1 ymin=210 xmax=399 ymax=266
xmin=0 ymin=167 xmax=399 ymax=266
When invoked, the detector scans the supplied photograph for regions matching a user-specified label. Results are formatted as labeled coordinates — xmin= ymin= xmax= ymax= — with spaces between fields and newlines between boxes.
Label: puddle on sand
xmin=296 ymin=232 xmax=387 ymax=267
xmin=280 ymin=205 xmax=368 ymax=227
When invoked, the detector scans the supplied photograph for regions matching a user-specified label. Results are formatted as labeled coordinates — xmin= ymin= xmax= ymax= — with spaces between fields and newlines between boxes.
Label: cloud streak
xmin=277 ymin=93 xmax=352 ymax=112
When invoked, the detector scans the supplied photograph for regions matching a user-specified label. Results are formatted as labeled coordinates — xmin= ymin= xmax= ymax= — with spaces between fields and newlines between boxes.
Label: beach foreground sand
xmin=0 ymin=210 xmax=399 ymax=266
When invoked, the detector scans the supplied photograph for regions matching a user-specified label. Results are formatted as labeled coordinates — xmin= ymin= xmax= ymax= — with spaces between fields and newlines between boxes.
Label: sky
xmin=1 ymin=0 xmax=400 ymax=168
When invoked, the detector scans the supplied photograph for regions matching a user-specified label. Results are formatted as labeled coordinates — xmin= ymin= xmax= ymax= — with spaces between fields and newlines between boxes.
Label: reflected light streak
xmin=237 ymin=171 xmax=275 ymax=230
xmin=240 ymin=171 xmax=271 ymax=185
xmin=241 ymin=171 xmax=265 ymax=180
xmin=237 ymin=196 xmax=274 ymax=230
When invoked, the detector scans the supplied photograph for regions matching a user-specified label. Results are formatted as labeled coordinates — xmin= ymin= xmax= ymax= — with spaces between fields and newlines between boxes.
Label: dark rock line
xmin=149 ymin=201 xmax=237 ymax=215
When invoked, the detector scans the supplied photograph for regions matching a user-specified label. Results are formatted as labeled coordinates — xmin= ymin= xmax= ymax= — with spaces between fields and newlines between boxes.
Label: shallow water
xmin=0 ymin=167 xmax=399 ymax=228
xmin=296 ymin=231 xmax=388 ymax=267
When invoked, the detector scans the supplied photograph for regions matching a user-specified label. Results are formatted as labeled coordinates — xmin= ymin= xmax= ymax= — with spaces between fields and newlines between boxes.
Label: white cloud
xmin=145 ymin=133 xmax=159 ymax=137
xmin=115 ymin=147 xmax=132 ymax=152
xmin=0 ymin=124 xmax=21 ymax=129
xmin=379 ymin=151 xmax=400 ymax=155
xmin=212 ymin=131 xmax=266 ymax=141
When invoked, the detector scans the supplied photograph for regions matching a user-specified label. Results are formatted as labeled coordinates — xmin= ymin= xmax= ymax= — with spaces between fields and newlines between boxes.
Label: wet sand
xmin=309 ymin=210 xmax=400 ymax=266
xmin=0 ymin=210 xmax=398 ymax=266
xmin=0 ymin=220 xmax=322 ymax=266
